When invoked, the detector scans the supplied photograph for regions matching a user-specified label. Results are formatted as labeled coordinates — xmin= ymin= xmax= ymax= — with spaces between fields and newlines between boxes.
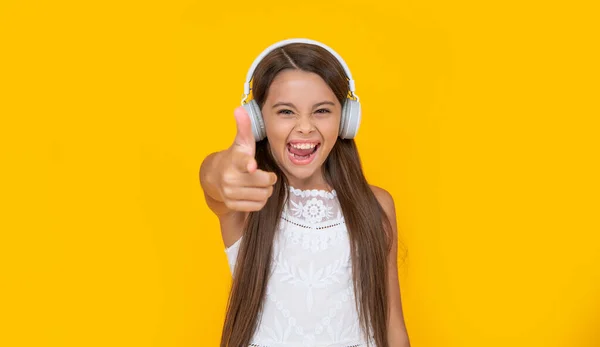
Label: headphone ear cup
xmin=242 ymin=100 xmax=266 ymax=141
xmin=339 ymin=102 xmax=349 ymax=138
xmin=339 ymin=99 xmax=361 ymax=139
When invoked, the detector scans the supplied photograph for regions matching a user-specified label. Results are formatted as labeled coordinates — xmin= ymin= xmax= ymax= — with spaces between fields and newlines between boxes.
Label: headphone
xmin=241 ymin=38 xmax=361 ymax=141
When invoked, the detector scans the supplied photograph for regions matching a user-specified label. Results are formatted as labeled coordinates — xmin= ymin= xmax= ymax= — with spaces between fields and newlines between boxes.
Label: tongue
xmin=289 ymin=145 xmax=315 ymax=156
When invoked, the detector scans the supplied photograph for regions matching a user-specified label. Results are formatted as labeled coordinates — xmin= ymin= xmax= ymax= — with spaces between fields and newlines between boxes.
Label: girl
xmin=200 ymin=39 xmax=410 ymax=347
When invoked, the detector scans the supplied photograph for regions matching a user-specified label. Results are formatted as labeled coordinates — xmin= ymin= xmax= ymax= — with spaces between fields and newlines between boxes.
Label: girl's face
xmin=261 ymin=69 xmax=342 ymax=187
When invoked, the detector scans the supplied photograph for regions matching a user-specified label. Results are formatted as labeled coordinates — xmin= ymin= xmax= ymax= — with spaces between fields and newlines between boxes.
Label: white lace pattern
xmin=224 ymin=186 xmax=375 ymax=347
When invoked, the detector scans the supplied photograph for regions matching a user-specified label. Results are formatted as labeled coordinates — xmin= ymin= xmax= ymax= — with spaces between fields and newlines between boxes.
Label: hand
xmin=216 ymin=106 xmax=277 ymax=212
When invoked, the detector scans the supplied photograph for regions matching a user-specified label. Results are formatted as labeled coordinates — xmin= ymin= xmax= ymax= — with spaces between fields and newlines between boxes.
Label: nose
xmin=295 ymin=113 xmax=315 ymax=134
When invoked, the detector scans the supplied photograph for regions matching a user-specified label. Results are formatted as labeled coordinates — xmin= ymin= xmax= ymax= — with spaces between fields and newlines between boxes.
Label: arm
xmin=199 ymin=150 xmax=232 ymax=216
xmin=198 ymin=107 xmax=277 ymax=248
xmin=371 ymin=185 xmax=411 ymax=347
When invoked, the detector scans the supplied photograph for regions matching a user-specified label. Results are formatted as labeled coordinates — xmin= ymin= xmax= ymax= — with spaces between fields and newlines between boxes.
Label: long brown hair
xmin=221 ymin=43 xmax=393 ymax=347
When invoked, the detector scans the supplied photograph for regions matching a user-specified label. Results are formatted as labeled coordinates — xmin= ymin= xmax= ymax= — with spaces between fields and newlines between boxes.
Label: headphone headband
xmin=243 ymin=38 xmax=356 ymax=98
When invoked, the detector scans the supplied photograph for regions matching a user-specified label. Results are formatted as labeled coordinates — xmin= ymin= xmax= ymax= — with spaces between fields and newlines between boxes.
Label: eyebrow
xmin=272 ymin=101 xmax=336 ymax=109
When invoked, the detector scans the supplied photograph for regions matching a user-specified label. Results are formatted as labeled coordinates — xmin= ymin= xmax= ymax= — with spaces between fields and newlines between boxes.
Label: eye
xmin=277 ymin=109 xmax=294 ymax=115
xmin=315 ymin=108 xmax=331 ymax=114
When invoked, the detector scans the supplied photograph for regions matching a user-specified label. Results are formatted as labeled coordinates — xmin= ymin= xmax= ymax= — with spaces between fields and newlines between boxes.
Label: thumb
xmin=233 ymin=106 xmax=256 ymax=156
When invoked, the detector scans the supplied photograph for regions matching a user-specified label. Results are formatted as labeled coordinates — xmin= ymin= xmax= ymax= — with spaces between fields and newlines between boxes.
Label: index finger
xmin=231 ymin=149 xmax=257 ymax=173
xmin=244 ymin=169 xmax=277 ymax=187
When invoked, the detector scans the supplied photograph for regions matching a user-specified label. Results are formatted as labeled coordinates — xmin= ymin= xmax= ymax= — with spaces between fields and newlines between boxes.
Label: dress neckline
xmin=288 ymin=185 xmax=337 ymax=199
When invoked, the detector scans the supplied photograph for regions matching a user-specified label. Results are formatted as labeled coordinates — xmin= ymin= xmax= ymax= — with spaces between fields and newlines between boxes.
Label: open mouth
xmin=286 ymin=142 xmax=320 ymax=165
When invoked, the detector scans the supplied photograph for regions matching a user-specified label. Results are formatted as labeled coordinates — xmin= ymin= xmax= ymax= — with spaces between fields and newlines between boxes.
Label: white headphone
xmin=241 ymin=38 xmax=362 ymax=141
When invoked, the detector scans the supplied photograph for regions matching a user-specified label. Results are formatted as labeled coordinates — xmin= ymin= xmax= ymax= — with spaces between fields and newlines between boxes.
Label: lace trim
xmin=223 ymin=212 xmax=346 ymax=255
xmin=282 ymin=225 xmax=344 ymax=253
xmin=289 ymin=186 xmax=336 ymax=199
xmin=282 ymin=192 xmax=343 ymax=226
xmin=281 ymin=216 xmax=345 ymax=230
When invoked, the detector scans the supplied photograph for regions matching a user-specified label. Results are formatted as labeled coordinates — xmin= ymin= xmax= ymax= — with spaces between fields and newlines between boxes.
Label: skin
xmin=199 ymin=68 xmax=410 ymax=346
xmin=261 ymin=69 xmax=341 ymax=191
xmin=372 ymin=186 xmax=411 ymax=347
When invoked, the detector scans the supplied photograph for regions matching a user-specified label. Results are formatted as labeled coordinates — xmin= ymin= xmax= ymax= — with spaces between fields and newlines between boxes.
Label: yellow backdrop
xmin=2 ymin=0 xmax=599 ymax=346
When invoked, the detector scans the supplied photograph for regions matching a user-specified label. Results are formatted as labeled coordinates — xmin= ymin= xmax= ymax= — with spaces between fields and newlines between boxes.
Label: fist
xmin=217 ymin=107 xmax=277 ymax=212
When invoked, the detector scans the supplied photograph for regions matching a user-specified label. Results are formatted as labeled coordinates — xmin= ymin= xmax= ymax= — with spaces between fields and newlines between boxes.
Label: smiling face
xmin=261 ymin=69 xmax=342 ymax=189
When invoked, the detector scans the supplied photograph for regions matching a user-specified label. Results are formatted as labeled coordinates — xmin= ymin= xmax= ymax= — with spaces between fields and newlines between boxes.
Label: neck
xmin=285 ymin=172 xmax=331 ymax=191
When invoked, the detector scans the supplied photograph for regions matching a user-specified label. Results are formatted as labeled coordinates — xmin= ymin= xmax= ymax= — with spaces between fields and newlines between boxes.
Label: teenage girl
xmin=200 ymin=38 xmax=410 ymax=347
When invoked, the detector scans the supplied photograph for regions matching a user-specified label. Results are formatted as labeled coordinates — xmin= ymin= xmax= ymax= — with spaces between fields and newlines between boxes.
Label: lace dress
xmin=224 ymin=186 xmax=376 ymax=347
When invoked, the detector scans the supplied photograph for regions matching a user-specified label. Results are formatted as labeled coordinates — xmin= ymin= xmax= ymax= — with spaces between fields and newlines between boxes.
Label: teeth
xmin=290 ymin=143 xmax=317 ymax=149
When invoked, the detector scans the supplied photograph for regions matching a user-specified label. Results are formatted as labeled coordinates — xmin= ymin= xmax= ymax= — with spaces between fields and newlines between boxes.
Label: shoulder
xmin=369 ymin=184 xmax=395 ymax=217
xmin=369 ymin=184 xmax=398 ymax=240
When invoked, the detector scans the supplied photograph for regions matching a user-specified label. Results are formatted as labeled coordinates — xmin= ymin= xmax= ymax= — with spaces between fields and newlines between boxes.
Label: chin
xmin=283 ymin=159 xmax=331 ymax=188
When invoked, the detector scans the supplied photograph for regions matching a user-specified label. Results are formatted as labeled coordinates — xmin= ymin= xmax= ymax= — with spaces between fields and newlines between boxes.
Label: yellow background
xmin=1 ymin=0 xmax=599 ymax=346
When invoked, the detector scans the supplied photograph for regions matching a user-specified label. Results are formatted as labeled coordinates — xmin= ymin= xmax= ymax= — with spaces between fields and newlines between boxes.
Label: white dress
xmin=224 ymin=186 xmax=376 ymax=347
